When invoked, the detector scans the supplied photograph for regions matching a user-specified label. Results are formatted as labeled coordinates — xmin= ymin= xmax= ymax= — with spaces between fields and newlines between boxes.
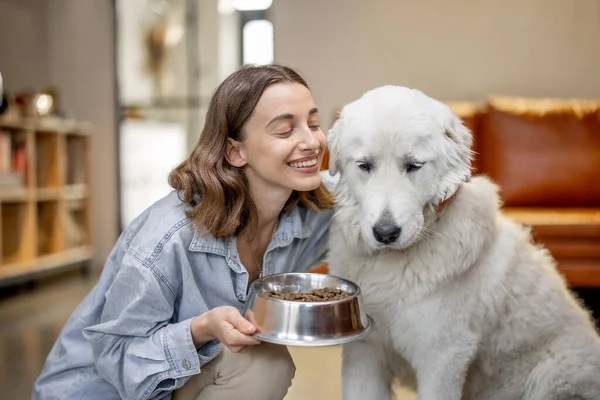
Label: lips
xmin=288 ymin=157 xmax=318 ymax=168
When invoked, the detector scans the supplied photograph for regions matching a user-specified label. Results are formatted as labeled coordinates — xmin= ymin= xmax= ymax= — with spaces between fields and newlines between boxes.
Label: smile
xmin=288 ymin=158 xmax=318 ymax=168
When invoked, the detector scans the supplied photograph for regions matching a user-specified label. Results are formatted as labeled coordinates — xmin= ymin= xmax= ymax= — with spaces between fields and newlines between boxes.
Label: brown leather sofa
xmin=315 ymin=97 xmax=600 ymax=292
xmin=460 ymin=97 xmax=600 ymax=289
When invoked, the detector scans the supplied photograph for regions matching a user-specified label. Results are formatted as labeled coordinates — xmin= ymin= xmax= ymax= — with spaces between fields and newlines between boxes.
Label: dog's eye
xmin=357 ymin=162 xmax=373 ymax=172
xmin=406 ymin=162 xmax=424 ymax=173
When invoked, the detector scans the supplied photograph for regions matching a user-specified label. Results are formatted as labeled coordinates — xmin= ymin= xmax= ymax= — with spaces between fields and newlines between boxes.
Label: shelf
xmin=65 ymin=198 xmax=89 ymax=247
xmin=0 ymin=246 xmax=92 ymax=288
xmin=31 ymin=185 xmax=89 ymax=201
xmin=0 ymin=188 xmax=29 ymax=202
xmin=0 ymin=115 xmax=93 ymax=288
xmin=36 ymin=187 xmax=61 ymax=201
xmin=35 ymin=133 xmax=61 ymax=187
xmin=1 ymin=203 xmax=32 ymax=264
xmin=66 ymin=135 xmax=87 ymax=185
xmin=37 ymin=200 xmax=63 ymax=256
xmin=0 ymin=116 xmax=91 ymax=135
xmin=63 ymin=184 xmax=89 ymax=200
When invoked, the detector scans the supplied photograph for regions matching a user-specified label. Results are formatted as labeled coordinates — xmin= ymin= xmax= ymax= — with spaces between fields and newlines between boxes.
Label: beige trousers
xmin=173 ymin=342 xmax=296 ymax=400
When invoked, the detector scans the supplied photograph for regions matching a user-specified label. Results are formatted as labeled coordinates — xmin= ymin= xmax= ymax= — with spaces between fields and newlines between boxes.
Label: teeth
xmin=289 ymin=158 xmax=318 ymax=168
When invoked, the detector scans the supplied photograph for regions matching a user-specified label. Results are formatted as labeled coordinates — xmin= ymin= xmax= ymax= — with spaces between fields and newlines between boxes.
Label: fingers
xmin=208 ymin=307 xmax=262 ymax=354
xmin=223 ymin=308 xmax=257 ymax=335
xmin=223 ymin=328 xmax=261 ymax=347
xmin=223 ymin=330 xmax=261 ymax=354
xmin=243 ymin=309 xmax=261 ymax=333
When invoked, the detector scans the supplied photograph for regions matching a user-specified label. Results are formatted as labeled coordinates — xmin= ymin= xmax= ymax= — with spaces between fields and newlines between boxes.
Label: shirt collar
xmin=189 ymin=205 xmax=313 ymax=254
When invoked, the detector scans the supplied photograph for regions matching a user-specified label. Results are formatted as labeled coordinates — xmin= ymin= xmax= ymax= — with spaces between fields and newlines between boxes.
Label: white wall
xmin=0 ymin=0 xmax=118 ymax=271
xmin=272 ymin=0 xmax=600 ymax=128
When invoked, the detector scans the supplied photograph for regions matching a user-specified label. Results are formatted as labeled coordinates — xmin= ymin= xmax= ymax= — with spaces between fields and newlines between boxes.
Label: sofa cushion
xmin=479 ymin=97 xmax=600 ymax=207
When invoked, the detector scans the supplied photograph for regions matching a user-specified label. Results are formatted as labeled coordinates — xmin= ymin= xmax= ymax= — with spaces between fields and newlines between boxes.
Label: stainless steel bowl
xmin=243 ymin=273 xmax=373 ymax=346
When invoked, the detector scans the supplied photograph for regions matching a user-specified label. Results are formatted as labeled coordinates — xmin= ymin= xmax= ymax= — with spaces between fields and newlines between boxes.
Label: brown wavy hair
xmin=169 ymin=64 xmax=333 ymax=238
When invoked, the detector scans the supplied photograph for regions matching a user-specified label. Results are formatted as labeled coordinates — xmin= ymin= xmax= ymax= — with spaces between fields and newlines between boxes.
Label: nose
xmin=299 ymin=126 xmax=321 ymax=151
xmin=372 ymin=222 xmax=402 ymax=244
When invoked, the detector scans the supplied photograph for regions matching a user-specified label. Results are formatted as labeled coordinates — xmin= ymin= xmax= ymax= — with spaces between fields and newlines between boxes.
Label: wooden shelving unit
xmin=0 ymin=116 xmax=93 ymax=288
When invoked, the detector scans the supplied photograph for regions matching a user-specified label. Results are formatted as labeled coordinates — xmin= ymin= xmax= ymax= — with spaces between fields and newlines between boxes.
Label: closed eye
xmin=406 ymin=162 xmax=424 ymax=173
xmin=276 ymin=129 xmax=293 ymax=137
xmin=357 ymin=160 xmax=374 ymax=173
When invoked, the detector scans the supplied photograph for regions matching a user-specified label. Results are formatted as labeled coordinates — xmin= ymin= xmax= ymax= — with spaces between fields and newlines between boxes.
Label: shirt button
xmin=236 ymin=293 xmax=244 ymax=301
xmin=182 ymin=359 xmax=191 ymax=370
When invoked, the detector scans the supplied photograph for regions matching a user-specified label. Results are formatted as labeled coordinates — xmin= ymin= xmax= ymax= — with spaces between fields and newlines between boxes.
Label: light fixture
xmin=35 ymin=94 xmax=54 ymax=116
xmin=232 ymin=0 xmax=273 ymax=11
xmin=218 ymin=0 xmax=236 ymax=15
xmin=243 ymin=19 xmax=273 ymax=65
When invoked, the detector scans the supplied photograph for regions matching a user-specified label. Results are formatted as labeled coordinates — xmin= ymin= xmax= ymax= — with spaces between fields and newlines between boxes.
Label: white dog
xmin=326 ymin=86 xmax=600 ymax=400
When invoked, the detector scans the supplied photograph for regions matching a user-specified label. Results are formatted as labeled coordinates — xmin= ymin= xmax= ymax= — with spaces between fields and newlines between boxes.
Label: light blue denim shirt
xmin=33 ymin=172 xmax=337 ymax=400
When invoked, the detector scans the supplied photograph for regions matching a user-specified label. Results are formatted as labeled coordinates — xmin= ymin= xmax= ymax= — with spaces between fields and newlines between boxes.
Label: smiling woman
xmin=169 ymin=65 xmax=332 ymax=239
xmin=33 ymin=64 xmax=336 ymax=400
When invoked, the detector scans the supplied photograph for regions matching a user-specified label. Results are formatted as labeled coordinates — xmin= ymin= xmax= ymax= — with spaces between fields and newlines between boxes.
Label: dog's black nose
xmin=372 ymin=223 xmax=401 ymax=244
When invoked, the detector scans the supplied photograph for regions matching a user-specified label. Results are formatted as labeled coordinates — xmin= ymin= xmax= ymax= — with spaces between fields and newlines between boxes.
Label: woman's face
xmin=229 ymin=82 xmax=326 ymax=194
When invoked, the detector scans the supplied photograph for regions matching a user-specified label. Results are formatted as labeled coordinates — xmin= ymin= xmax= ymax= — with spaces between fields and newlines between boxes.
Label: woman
xmin=33 ymin=64 xmax=336 ymax=400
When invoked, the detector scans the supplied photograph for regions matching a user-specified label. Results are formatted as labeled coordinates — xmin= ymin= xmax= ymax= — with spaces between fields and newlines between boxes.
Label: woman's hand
xmin=191 ymin=306 xmax=261 ymax=353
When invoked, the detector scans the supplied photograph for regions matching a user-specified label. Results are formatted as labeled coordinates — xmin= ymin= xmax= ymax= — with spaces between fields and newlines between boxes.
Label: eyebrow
xmin=266 ymin=108 xmax=319 ymax=128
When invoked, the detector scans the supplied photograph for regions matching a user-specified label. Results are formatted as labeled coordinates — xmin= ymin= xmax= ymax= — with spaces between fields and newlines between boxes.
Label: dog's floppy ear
xmin=327 ymin=115 xmax=343 ymax=176
xmin=444 ymin=116 xmax=473 ymax=171
xmin=435 ymin=116 xmax=474 ymax=204
xmin=444 ymin=117 xmax=473 ymax=150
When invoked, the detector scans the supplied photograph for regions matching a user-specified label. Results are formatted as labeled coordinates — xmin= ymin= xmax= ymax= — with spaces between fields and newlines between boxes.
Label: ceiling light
xmin=232 ymin=0 xmax=272 ymax=11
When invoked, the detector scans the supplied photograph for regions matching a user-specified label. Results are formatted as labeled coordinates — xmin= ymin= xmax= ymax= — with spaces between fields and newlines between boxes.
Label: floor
xmin=286 ymin=346 xmax=416 ymax=400
xmin=0 ymin=272 xmax=416 ymax=400
xmin=0 ymin=273 xmax=96 ymax=400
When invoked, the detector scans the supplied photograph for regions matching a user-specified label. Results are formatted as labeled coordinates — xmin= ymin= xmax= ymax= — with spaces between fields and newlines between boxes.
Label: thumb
xmin=224 ymin=309 xmax=257 ymax=335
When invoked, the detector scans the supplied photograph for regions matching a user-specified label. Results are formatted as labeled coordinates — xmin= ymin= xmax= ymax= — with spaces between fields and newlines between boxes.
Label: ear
xmin=444 ymin=117 xmax=473 ymax=150
xmin=225 ymin=138 xmax=247 ymax=168
xmin=435 ymin=117 xmax=474 ymax=204
xmin=445 ymin=116 xmax=474 ymax=171
xmin=327 ymin=116 xmax=343 ymax=176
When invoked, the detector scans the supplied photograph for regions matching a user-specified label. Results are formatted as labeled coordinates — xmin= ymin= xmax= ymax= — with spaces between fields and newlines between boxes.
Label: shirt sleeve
xmin=82 ymin=254 xmax=220 ymax=400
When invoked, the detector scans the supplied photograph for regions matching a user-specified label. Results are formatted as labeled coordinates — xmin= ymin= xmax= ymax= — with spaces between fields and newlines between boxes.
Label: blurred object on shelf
xmin=142 ymin=0 xmax=184 ymax=97
xmin=14 ymin=91 xmax=36 ymax=117
xmin=0 ymin=127 xmax=26 ymax=190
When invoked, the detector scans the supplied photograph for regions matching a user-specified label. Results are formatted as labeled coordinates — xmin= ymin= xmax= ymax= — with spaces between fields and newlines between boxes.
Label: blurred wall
xmin=0 ymin=0 xmax=49 ymax=92
xmin=272 ymin=0 xmax=600 ymax=128
xmin=0 ymin=0 xmax=118 ymax=271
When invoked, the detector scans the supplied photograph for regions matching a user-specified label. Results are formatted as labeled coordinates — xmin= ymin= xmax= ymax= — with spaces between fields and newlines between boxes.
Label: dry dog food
xmin=265 ymin=287 xmax=352 ymax=302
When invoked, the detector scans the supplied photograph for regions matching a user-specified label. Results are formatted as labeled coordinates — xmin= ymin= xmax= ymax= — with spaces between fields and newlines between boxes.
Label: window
xmin=243 ymin=19 xmax=273 ymax=65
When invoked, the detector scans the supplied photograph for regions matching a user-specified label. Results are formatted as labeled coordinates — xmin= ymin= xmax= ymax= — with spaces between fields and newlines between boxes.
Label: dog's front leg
xmin=416 ymin=339 xmax=477 ymax=400
xmin=341 ymin=339 xmax=394 ymax=400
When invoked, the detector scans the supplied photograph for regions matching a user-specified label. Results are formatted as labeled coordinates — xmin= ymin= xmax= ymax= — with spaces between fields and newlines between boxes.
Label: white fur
xmin=327 ymin=86 xmax=600 ymax=400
